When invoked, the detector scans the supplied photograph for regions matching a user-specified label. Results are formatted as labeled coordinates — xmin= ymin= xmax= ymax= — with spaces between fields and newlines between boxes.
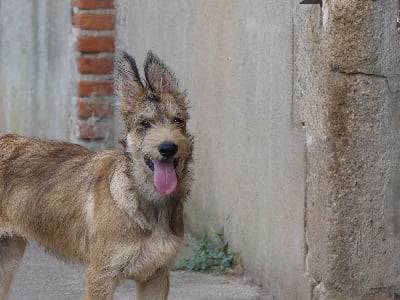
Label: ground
xmin=9 ymin=241 xmax=268 ymax=300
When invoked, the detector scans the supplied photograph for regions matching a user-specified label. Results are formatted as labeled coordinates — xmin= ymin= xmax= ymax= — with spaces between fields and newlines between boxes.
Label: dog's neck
xmin=131 ymin=171 xmax=185 ymax=237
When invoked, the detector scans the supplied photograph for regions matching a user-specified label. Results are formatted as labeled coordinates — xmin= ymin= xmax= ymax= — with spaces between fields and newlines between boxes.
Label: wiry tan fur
xmin=0 ymin=50 xmax=193 ymax=300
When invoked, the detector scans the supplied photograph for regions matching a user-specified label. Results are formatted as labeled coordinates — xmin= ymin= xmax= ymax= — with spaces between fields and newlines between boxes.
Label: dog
xmin=0 ymin=50 xmax=193 ymax=300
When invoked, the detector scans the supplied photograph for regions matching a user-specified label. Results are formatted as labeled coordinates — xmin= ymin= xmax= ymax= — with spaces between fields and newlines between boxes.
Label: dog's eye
xmin=174 ymin=118 xmax=184 ymax=125
xmin=140 ymin=120 xmax=152 ymax=128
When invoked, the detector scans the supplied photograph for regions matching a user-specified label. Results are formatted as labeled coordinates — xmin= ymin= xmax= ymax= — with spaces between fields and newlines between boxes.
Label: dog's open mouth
xmin=144 ymin=158 xmax=179 ymax=195
xmin=145 ymin=158 xmax=178 ymax=171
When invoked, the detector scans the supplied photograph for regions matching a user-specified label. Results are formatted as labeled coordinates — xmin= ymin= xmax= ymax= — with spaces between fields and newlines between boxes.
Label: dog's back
xmin=0 ymin=135 xmax=95 ymax=297
xmin=0 ymin=134 xmax=100 ymax=262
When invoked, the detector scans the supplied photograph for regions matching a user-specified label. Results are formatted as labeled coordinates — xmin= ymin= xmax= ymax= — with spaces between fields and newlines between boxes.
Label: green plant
xmin=175 ymin=231 xmax=237 ymax=273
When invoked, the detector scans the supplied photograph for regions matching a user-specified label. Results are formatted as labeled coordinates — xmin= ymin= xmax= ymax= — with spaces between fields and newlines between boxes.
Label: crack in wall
xmin=332 ymin=69 xmax=394 ymax=96
xmin=333 ymin=69 xmax=387 ymax=79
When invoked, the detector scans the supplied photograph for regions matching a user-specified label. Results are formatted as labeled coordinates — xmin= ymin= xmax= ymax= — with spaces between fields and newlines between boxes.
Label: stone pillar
xmin=296 ymin=1 xmax=400 ymax=298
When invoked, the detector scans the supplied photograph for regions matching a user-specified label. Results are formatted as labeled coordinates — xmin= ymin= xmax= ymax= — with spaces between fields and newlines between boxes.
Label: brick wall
xmin=71 ymin=0 xmax=115 ymax=149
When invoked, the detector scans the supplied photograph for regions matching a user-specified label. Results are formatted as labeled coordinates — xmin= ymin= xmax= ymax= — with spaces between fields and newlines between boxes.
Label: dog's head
xmin=115 ymin=51 xmax=193 ymax=197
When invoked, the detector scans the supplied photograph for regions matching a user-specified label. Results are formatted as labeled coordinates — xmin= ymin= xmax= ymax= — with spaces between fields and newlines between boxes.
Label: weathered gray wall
xmin=0 ymin=0 xmax=74 ymax=139
xmin=296 ymin=1 xmax=400 ymax=299
xmin=116 ymin=1 xmax=308 ymax=299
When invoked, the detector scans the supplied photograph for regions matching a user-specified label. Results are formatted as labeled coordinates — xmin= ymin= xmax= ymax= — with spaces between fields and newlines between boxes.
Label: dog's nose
xmin=158 ymin=141 xmax=178 ymax=159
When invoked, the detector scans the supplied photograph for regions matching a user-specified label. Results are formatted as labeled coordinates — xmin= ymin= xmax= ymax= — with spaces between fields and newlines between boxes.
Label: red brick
xmin=77 ymin=121 xmax=111 ymax=140
xmin=76 ymin=36 xmax=114 ymax=53
xmin=71 ymin=0 xmax=114 ymax=9
xmin=78 ymin=100 xmax=113 ymax=118
xmin=77 ymin=57 xmax=114 ymax=75
xmin=78 ymin=80 xmax=113 ymax=97
xmin=73 ymin=14 xmax=114 ymax=30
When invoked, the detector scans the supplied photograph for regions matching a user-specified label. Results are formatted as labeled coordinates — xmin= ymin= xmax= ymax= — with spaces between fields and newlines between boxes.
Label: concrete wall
xmin=116 ymin=1 xmax=308 ymax=299
xmin=296 ymin=1 xmax=400 ymax=299
xmin=0 ymin=0 xmax=74 ymax=139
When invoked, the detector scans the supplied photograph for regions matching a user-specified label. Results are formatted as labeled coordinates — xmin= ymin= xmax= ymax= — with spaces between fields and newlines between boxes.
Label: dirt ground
xmin=9 ymin=240 xmax=270 ymax=300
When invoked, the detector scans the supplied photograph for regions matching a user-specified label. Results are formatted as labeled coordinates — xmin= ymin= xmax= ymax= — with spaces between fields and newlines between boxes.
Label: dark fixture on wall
xmin=398 ymin=15 xmax=400 ymax=33
xmin=397 ymin=1 xmax=400 ymax=33
xmin=300 ymin=0 xmax=322 ymax=4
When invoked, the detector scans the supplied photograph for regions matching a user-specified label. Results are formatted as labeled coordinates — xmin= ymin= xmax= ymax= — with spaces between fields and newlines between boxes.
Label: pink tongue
xmin=153 ymin=160 xmax=177 ymax=195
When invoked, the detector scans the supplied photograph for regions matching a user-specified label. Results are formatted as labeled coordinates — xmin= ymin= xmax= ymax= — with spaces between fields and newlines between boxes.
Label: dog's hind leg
xmin=0 ymin=236 xmax=26 ymax=300
xmin=136 ymin=268 xmax=169 ymax=300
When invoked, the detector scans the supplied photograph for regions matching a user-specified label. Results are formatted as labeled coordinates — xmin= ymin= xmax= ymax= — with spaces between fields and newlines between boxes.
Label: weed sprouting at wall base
xmin=176 ymin=232 xmax=237 ymax=273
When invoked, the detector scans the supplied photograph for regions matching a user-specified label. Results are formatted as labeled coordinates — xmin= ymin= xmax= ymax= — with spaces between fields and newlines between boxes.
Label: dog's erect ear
xmin=114 ymin=51 xmax=146 ymax=114
xmin=144 ymin=51 xmax=180 ymax=96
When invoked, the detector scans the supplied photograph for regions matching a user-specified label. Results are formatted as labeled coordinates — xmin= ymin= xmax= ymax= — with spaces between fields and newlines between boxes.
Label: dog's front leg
xmin=136 ymin=267 xmax=169 ymax=300
xmin=84 ymin=266 xmax=118 ymax=300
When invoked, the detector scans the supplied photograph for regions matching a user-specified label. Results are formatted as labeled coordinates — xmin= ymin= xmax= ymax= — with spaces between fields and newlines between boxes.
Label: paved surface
xmin=9 ymin=242 xmax=268 ymax=300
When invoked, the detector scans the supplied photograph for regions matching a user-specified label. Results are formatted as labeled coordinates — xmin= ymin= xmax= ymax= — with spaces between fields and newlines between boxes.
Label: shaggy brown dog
xmin=0 ymin=51 xmax=193 ymax=300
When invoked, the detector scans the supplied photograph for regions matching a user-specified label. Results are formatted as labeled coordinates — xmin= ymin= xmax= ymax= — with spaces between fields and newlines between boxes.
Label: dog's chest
xmin=122 ymin=228 xmax=182 ymax=280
